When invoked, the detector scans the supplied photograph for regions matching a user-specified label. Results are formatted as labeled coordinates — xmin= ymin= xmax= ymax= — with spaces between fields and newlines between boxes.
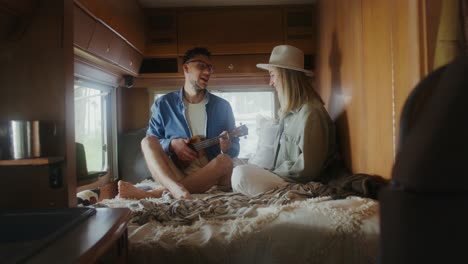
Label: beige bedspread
xmin=96 ymin=180 xmax=380 ymax=264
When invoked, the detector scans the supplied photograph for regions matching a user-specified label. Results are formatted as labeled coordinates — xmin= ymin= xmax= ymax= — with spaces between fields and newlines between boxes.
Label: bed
xmin=88 ymin=117 xmax=383 ymax=263
xmin=93 ymin=179 xmax=380 ymax=264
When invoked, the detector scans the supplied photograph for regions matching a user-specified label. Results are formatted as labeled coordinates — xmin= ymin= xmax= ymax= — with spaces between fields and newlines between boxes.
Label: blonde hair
xmin=276 ymin=67 xmax=323 ymax=117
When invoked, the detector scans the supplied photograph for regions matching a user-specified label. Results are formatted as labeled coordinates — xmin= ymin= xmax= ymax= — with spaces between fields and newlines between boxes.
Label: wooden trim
xmin=0 ymin=157 xmax=64 ymax=166
xmin=178 ymin=42 xmax=283 ymax=56
xmin=28 ymin=208 xmax=132 ymax=263
xmin=76 ymin=173 xmax=117 ymax=197
xmin=77 ymin=209 xmax=132 ymax=263
xmin=65 ymin=0 xmax=77 ymax=208
xmin=134 ymin=73 xmax=269 ymax=89
xmin=74 ymin=49 xmax=123 ymax=87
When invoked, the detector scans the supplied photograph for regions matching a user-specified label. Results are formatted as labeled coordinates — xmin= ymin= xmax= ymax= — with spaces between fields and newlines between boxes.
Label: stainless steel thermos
xmin=0 ymin=120 xmax=42 ymax=160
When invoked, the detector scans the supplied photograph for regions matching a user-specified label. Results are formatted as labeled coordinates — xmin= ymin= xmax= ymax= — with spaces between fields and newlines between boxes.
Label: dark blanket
xmin=327 ymin=173 xmax=389 ymax=200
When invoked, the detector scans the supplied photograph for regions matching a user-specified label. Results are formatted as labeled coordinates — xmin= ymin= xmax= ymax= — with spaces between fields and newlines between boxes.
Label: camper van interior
xmin=0 ymin=0 xmax=467 ymax=263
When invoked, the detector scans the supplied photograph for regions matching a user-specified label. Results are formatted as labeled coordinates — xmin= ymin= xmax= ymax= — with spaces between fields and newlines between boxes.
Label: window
xmin=74 ymin=79 xmax=114 ymax=174
xmin=151 ymin=89 xmax=276 ymax=159
xmin=212 ymin=91 xmax=275 ymax=159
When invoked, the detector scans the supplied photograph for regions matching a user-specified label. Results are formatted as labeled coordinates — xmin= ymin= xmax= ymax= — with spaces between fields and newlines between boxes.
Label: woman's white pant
xmin=231 ymin=164 xmax=288 ymax=196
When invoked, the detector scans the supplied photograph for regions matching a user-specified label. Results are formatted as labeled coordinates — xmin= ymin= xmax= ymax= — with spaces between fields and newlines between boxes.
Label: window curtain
xmin=433 ymin=0 xmax=465 ymax=68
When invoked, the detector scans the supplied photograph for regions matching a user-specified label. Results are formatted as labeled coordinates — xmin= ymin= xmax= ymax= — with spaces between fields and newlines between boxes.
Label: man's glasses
xmin=186 ymin=60 xmax=214 ymax=73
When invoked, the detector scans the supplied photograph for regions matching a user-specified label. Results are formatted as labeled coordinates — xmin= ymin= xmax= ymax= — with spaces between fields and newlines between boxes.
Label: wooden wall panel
xmin=360 ymin=0 xmax=394 ymax=177
xmin=315 ymin=0 xmax=335 ymax=102
xmin=335 ymin=0 xmax=364 ymax=172
xmin=0 ymin=0 xmax=75 ymax=208
xmin=117 ymin=88 xmax=150 ymax=133
xmin=392 ymin=0 xmax=424 ymax=152
xmin=1 ymin=4 xmax=67 ymax=121
xmin=318 ymin=0 xmax=426 ymax=179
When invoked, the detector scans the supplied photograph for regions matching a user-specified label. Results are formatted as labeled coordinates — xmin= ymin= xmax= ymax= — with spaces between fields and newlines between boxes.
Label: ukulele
xmin=173 ymin=124 xmax=248 ymax=170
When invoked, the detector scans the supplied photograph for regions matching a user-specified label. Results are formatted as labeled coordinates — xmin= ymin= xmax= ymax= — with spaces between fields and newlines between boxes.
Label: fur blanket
xmin=95 ymin=173 xmax=386 ymax=226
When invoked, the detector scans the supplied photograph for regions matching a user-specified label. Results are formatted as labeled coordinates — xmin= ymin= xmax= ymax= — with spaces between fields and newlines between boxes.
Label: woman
xmin=231 ymin=45 xmax=337 ymax=196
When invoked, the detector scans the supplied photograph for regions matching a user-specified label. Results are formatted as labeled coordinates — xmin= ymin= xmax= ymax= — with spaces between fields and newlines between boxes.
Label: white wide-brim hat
xmin=257 ymin=45 xmax=313 ymax=76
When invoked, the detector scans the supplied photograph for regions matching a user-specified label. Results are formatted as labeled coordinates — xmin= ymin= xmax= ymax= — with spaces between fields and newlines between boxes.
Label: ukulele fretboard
xmin=190 ymin=125 xmax=247 ymax=152
xmin=192 ymin=135 xmax=223 ymax=151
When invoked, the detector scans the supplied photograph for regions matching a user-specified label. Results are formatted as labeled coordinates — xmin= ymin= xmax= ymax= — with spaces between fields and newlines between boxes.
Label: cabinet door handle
xmin=130 ymin=61 xmax=133 ymax=66
xmin=106 ymin=46 xmax=110 ymax=53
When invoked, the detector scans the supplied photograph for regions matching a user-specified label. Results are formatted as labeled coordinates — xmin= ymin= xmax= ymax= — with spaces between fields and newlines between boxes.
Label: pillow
xmin=248 ymin=115 xmax=279 ymax=169
xmin=118 ymin=127 xmax=152 ymax=184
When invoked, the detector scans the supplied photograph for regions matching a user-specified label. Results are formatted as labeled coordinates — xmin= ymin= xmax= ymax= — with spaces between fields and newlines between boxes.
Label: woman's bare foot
xmin=118 ymin=180 xmax=164 ymax=199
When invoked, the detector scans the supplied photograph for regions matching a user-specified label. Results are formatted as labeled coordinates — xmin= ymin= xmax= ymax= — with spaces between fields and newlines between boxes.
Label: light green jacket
xmin=272 ymin=99 xmax=336 ymax=183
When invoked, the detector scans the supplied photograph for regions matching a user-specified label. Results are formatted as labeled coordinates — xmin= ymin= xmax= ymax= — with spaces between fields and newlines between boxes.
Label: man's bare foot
xmin=118 ymin=180 xmax=164 ymax=199
xmin=167 ymin=182 xmax=192 ymax=199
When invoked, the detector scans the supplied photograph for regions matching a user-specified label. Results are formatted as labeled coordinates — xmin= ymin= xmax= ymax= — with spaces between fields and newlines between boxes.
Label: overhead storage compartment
xmin=144 ymin=5 xmax=316 ymax=57
xmin=178 ymin=7 xmax=283 ymax=55
xmin=75 ymin=0 xmax=147 ymax=54
xmin=73 ymin=5 xmax=144 ymax=76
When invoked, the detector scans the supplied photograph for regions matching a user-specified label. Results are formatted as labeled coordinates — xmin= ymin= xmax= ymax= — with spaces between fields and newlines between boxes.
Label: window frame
xmin=74 ymin=77 xmax=118 ymax=180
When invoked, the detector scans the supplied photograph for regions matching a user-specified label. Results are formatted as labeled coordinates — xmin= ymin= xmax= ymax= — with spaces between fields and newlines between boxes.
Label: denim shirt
xmin=146 ymin=88 xmax=240 ymax=161
xmin=272 ymin=99 xmax=336 ymax=183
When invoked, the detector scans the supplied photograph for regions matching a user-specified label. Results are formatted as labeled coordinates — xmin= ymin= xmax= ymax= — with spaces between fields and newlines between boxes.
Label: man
xmin=119 ymin=47 xmax=240 ymax=199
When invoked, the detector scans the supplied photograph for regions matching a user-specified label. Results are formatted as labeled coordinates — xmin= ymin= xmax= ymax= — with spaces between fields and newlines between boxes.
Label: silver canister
xmin=9 ymin=120 xmax=32 ymax=159
xmin=0 ymin=124 xmax=5 ymax=159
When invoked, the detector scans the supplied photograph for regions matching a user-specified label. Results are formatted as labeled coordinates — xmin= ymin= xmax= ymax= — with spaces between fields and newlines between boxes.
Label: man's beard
xmin=190 ymin=79 xmax=206 ymax=92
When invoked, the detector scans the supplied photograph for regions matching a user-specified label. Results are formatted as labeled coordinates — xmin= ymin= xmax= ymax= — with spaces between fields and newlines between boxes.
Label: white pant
xmin=231 ymin=164 xmax=288 ymax=196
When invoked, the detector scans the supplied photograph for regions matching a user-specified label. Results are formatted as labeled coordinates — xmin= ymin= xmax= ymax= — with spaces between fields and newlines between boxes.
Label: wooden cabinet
xmin=0 ymin=161 xmax=67 ymax=209
xmin=88 ymin=23 xmax=125 ymax=64
xmin=210 ymin=54 xmax=270 ymax=74
xmin=145 ymin=10 xmax=178 ymax=57
xmin=74 ymin=5 xmax=144 ymax=76
xmin=105 ymin=0 xmax=147 ymax=54
xmin=145 ymin=7 xmax=284 ymax=57
xmin=73 ymin=5 xmax=96 ymax=50
xmin=178 ymin=7 xmax=283 ymax=55
xmin=144 ymin=5 xmax=316 ymax=57
xmin=118 ymin=43 xmax=144 ymax=74
xmin=76 ymin=0 xmax=147 ymax=54
xmin=2 ymin=208 xmax=132 ymax=263
xmin=284 ymin=6 xmax=316 ymax=54
xmin=76 ymin=0 xmax=110 ymax=22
